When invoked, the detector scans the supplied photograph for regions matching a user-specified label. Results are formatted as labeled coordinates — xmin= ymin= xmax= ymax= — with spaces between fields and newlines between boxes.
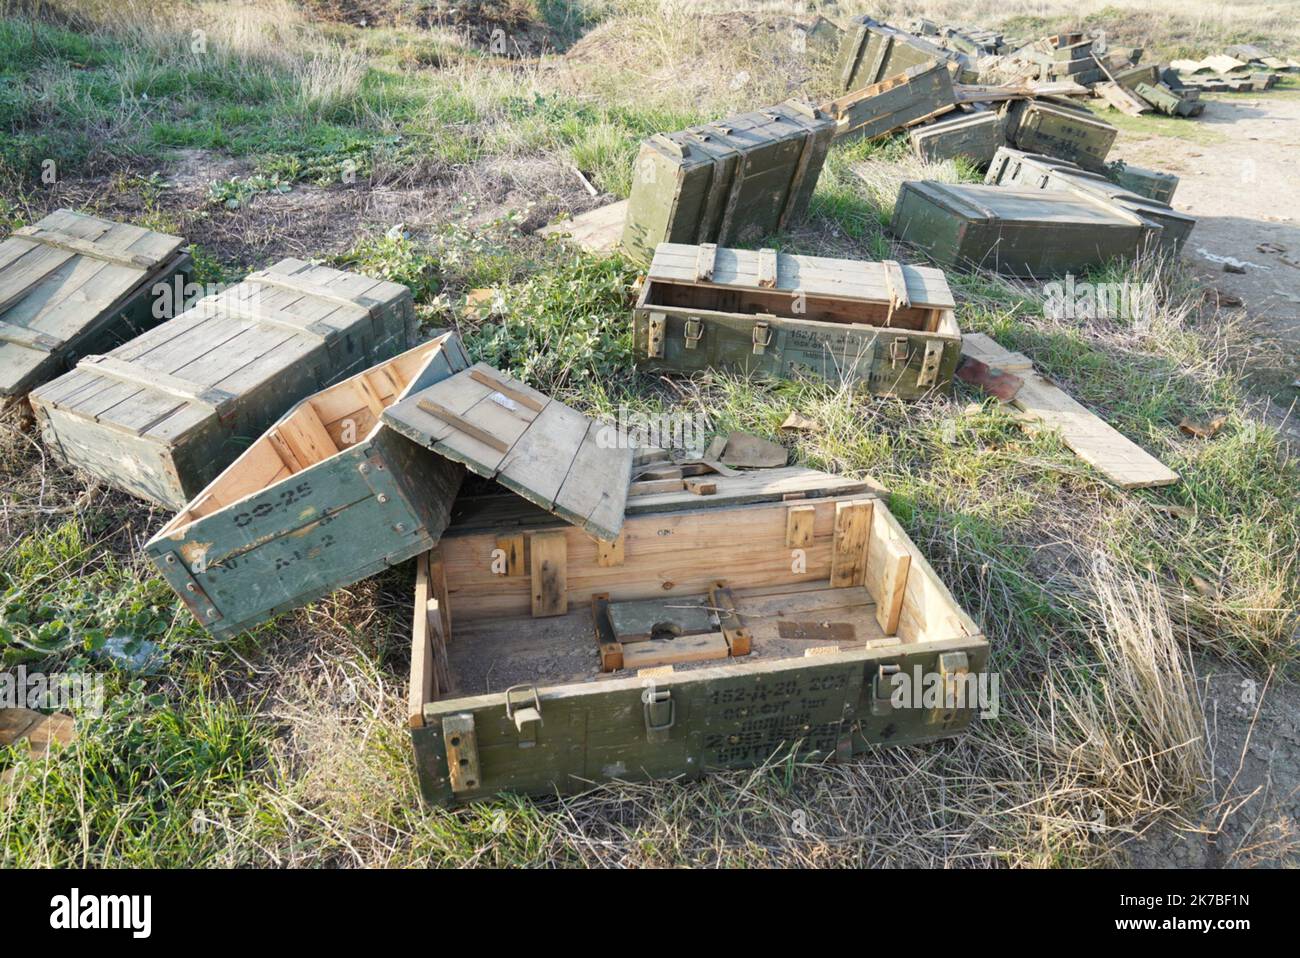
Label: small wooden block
xmin=786 ymin=504 xmax=816 ymax=548
xmin=621 ymin=632 xmax=730 ymax=670
xmin=442 ymin=713 xmax=481 ymax=793
xmin=685 ymin=478 xmax=717 ymax=496
xmin=637 ymin=666 xmax=675 ymax=679
xmin=596 ymin=531 xmax=625 ymax=567
xmin=830 ymin=499 xmax=873 ymax=588
xmin=630 ymin=478 xmax=685 ymax=496
xmin=757 ymin=248 xmax=778 ymax=288
xmin=696 ymin=243 xmax=717 ymax=281
xmin=529 ymin=531 xmax=567 ymax=617
xmin=495 ymin=533 xmax=525 ymax=576
xmin=591 ymin=593 xmax=624 ymax=671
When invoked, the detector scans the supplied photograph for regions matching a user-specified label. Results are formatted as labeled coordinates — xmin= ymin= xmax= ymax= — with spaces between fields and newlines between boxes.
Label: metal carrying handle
xmin=504 ymin=684 xmax=541 ymax=720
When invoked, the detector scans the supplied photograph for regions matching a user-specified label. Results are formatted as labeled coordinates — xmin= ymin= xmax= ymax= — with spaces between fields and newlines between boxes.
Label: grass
xmin=1 ymin=0 xmax=1298 ymax=868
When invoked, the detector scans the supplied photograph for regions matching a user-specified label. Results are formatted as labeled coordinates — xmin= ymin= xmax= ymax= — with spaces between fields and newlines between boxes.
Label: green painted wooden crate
xmin=909 ymin=110 xmax=1002 ymax=167
xmin=836 ymin=16 xmax=969 ymax=90
xmin=1001 ymin=99 xmax=1117 ymax=171
xmin=31 ymin=258 xmax=418 ymax=508
xmin=1109 ymin=163 xmax=1179 ymax=205
xmin=823 ymin=59 xmax=956 ymax=144
xmin=1133 ymin=81 xmax=1204 ymax=117
xmin=407 ymin=476 xmax=989 ymax=804
xmin=145 ymin=333 xmax=469 ymax=640
xmin=985 ymin=146 xmax=1194 ymax=253
xmin=633 ymin=242 xmax=961 ymax=398
xmin=619 ymin=101 xmax=834 ymax=266
xmin=891 ymin=180 xmax=1150 ymax=277
xmin=1 ymin=209 xmax=191 ymax=399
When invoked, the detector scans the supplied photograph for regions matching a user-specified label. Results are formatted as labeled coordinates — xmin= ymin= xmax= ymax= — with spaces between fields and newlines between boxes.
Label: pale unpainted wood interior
xmin=409 ymin=495 xmax=979 ymax=718
xmin=161 ymin=337 xmax=445 ymax=531
xmin=642 ymin=279 xmax=952 ymax=332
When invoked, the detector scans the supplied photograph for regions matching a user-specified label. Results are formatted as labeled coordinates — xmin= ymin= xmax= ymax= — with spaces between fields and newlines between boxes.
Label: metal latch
xmin=505 ymin=684 xmax=543 ymax=748
xmin=888 ymin=338 xmax=910 ymax=368
xmin=643 ymin=689 xmax=675 ymax=743
xmin=683 ymin=317 xmax=703 ymax=350
xmin=872 ymin=663 xmax=900 ymax=716
xmin=917 ymin=339 xmax=944 ymax=387
xmin=647 ymin=312 xmax=666 ymax=358
xmin=751 ymin=320 xmax=772 ymax=355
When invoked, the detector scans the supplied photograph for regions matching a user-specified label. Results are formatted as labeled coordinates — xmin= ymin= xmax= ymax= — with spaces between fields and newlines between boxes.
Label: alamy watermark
xmin=596 ymin=405 xmax=711 ymax=455
xmin=1043 ymin=274 xmax=1156 ymax=328
xmin=0 ymin=666 xmax=104 ymax=717
xmin=887 ymin=665 xmax=1000 ymax=719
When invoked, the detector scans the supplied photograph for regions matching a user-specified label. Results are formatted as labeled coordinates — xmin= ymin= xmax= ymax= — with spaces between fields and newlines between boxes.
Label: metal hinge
xmin=643 ymin=689 xmax=675 ymax=743
xmin=751 ymin=320 xmax=772 ymax=355
xmin=505 ymin=684 xmax=543 ymax=748
xmin=683 ymin=317 xmax=703 ymax=349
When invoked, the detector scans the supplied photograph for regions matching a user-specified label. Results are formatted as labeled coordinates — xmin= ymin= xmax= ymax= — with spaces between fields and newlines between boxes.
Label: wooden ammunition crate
xmin=891 ymin=181 xmax=1151 ymax=277
xmin=145 ymin=333 xmax=470 ymax=640
xmin=31 ymin=259 xmax=417 ymax=508
xmin=1001 ymin=99 xmax=1116 ymax=171
xmin=1109 ymin=164 xmax=1179 ymax=205
xmin=633 ymin=243 xmax=961 ymax=398
xmin=619 ymin=101 xmax=835 ymax=265
xmin=836 ymin=16 xmax=966 ymax=90
xmin=408 ymin=471 xmax=988 ymax=804
xmin=1 ymin=210 xmax=191 ymax=399
xmin=985 ymin=147 xmax=1194 ymax=253
xmin=909 ymin=110 xmax=1002 ymax=167
xmin=823 ymin=60 xmax=956 ymax=144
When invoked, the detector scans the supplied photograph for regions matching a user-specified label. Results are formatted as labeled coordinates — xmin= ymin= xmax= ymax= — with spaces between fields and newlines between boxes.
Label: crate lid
xmin=0 ymin=209 xmax=185 ymax=395
xmin=647 ymin=242 xmax=955 ymax=310
xmin=382 ymin=364 xmax=633 ymax=542
xmin=30 ymin=257 xmax=411 ymax=443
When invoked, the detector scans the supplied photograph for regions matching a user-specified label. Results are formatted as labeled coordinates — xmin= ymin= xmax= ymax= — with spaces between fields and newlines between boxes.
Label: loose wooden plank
xmin=530 ymin=531 xmax=567 ymax=617
xmin=537 ymin=200 xmax=627 ymax=254
xmin=961 ymin=333 xmax=1178 ymax=489
xmin=830 ymin=499 xmax=873 ymax=587
xmin=417 ymin=397 xmax=510 ymax=452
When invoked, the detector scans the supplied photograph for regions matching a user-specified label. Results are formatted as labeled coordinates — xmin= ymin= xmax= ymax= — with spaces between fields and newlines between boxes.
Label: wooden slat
xmin=14 ymin=225 xmax=165 ymax=269
xmin=530 ymin=531 xmax=567 ymax=617
xmin=76 ymin=354 xmax=237 ymax=413
xmin=786 ymin=503 xmax=816 ymax=548
xmin=417 ymin=397 xmax=511 ymax=453
xmin=695 ymin=243 xmax=717 ymax=281
xmin=0 ymin=319 xmax=63 ymax=352
xmin=757 ymin=248 xmax=778 ymax=288
xmin=409 ymin=553 xmax=435 ymax=727
xmin=830 ymin=499 xmax=873 ymax=587
xmin=243 ymin=268 xmax=374 ymax=314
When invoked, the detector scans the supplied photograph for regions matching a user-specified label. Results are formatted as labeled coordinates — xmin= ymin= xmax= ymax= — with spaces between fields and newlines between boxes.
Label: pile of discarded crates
xmin=5 ymin=10 xmax=1211 ymax=804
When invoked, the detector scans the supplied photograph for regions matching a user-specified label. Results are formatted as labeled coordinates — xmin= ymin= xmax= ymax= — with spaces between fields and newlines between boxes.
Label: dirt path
xmin=1109 ymin=93 xmax=1300 ymax=350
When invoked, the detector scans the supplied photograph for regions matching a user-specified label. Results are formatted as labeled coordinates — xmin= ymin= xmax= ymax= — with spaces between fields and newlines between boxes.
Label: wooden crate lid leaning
xmin=633 ymin=242 xmax=962 ymax=397
xmin=145 ymin=332 xmax=471 ymax=640
xmin=0 ymin=209 xmax=191 ymax=399
xmin=408 ymin=466 xmax=988 ymax=804
xmin=30 ymin=257 xmax=418 ymax=509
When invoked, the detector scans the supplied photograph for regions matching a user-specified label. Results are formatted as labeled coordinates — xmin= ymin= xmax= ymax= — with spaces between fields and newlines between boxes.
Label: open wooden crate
xmin=408 ymin=472 xmax=988 ymax=804
xmin=146 ymin=333 xmax=468 ymax=640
